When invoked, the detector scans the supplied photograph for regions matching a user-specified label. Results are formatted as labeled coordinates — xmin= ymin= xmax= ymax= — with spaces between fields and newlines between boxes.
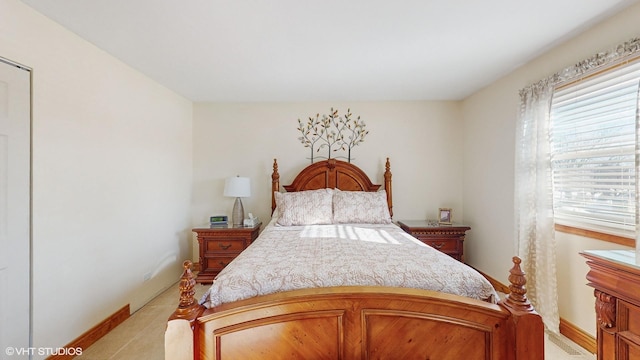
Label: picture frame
xmin=438 ymin=208 xmax=452 ymax=225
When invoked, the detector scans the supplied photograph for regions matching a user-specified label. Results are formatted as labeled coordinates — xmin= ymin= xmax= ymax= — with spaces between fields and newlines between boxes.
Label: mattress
xmin=199 ymin=221 xmax=497 ymax=308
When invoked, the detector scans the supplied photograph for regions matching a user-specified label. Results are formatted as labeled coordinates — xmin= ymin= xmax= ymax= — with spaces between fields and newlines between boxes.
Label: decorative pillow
xmin=332 ymin=190 xmax=392 ymax=224
xmin=274 ymin=189 xmax=334 ymax=226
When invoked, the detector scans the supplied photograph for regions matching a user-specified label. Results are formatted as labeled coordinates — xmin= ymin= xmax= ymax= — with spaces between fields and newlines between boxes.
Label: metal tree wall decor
xmin=297 ymin=108 xmax=368 ymax=163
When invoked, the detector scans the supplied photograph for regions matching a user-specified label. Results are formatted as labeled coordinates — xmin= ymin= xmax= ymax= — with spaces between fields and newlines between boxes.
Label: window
xmin=549 ymin=60 xmax=640 ymax=238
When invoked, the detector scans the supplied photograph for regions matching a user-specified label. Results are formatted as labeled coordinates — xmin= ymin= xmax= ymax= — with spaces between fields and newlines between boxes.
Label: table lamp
xmin=224 ymin=176 xmax=251 ymax=227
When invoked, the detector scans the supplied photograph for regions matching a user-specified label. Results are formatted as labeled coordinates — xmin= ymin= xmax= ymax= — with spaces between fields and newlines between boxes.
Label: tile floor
xmin=78 ymin=283 xmax=595 ymax=359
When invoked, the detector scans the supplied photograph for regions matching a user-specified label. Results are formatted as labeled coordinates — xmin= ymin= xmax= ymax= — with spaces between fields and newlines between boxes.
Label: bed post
xmin=383 ymin=157 xmax=393 ymax=218
xmin=498 ymin=257 xmax=545 ymax=360
xmin=272 ymin=159 xmax=280 ymax=214
xmin=169 ymin=260 xmax=204 ymax=323
xmin=166 ymin=261 xmax=204 ymax=360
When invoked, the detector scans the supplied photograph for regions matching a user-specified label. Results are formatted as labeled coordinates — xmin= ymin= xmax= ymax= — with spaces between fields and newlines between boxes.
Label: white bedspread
xmin=199 ymin=222 xmax=498 ymax=308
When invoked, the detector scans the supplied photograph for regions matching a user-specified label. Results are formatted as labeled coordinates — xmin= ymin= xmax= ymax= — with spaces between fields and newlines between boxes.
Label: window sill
xmin=554 ymin=224 xmax=636 ymax=247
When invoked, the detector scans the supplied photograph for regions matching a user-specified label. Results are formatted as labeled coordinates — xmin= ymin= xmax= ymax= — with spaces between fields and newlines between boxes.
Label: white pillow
xmin=333 ymin=190 xmax=392 ymax=224
xmin=274 ymin=189 xmax=334 ymax=226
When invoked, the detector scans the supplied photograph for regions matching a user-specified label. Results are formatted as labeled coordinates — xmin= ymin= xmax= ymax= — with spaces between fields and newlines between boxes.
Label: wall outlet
xmin=143 ymin=272 xmax=151 ymax=282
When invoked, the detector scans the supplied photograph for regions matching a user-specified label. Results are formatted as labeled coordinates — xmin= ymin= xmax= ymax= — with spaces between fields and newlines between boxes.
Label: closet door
xmin=0 ymin=59 xmax=31 ymax=355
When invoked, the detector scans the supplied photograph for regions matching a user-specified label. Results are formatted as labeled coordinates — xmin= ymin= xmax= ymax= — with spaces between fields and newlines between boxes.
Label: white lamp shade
xmin=224 ymin=176 xmax=251 ymax=198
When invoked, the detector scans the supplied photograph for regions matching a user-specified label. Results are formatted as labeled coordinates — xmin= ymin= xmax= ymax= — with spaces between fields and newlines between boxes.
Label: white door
xmin=0 ymin=59 xmax=31 ymax=356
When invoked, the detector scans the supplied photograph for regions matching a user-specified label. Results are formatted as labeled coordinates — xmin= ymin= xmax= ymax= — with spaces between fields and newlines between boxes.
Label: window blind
xmin=550 ymin=60 xmax=640 ymax=237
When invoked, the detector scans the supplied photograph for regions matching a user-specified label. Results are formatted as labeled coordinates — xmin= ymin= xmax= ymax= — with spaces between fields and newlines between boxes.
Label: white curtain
xmin=514 ymin=37 xmax=640 ymax=333
xmin=514 ymin=81 xmax=559 ymax=333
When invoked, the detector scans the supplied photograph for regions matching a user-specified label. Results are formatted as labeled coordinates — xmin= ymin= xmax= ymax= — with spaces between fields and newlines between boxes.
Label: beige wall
xmin=191 ymin=101 xmax=464 ymax=259
xmin=462 ymin=1 xmax=640 ymax=336
xmin=1 ymin=0 xmax=193 ymax=356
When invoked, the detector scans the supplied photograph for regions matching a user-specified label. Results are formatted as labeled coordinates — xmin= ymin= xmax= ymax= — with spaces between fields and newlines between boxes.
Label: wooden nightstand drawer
xmin=397 ymin=220 xmax=470 ymax=263
xmin=193 ymin=223 xmax=261 ymax=283
xmin=204 ymin=239 xmax=246 ymax=253
xmin=420 ymin=239 xmax=458 ymax=253
xmin=205 ymin=256 xmax=237 ymax=271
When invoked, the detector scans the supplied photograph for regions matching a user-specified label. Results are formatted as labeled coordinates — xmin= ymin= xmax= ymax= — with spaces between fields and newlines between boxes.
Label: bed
xmin=165 ymin=158 xmax=544 ymax=360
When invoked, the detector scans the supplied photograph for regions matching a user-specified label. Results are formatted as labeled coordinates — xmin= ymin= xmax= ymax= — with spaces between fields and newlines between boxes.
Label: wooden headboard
xmin=271 ymin=158 xmax=393 ymax=217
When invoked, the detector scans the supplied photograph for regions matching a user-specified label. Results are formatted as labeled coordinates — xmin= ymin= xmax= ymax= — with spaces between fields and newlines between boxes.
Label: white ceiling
xmin=19 ymin=0 xmax=638 ymax=102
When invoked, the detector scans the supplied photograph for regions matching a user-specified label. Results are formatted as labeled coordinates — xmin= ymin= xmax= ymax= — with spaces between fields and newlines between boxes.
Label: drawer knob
xmin=219 ymin=243 xmax=232 ymax=250
xmin=432 ymin=242 xmax=445 ymax=249
xmin=218 ymin=261 xmax=228 ymax=267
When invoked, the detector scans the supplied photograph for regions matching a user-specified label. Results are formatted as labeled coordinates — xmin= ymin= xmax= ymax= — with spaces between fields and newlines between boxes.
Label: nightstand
xmin=192 ymin=223 xmax=261 ymax=283
xmin=397 ymin=220 xmax=470 ymax=262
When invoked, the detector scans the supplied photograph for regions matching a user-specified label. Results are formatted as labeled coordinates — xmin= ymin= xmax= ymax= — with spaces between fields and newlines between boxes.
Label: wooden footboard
xmin=166 ymin=257 xmax=544 ymax=360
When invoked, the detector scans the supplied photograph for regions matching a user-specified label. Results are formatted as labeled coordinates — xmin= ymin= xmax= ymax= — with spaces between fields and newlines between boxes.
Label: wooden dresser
xmin=192 ymin=223 xmax=261 ymax=283
xmin=582 ymin=250 xmax=640 ymax=360
xmin=397 ymin=220 xmax=470 ymax=262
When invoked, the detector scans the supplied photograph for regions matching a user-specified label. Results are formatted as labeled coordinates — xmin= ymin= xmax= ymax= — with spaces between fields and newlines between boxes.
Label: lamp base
xmin=232 ymin=197 xmax=244 ymax=227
